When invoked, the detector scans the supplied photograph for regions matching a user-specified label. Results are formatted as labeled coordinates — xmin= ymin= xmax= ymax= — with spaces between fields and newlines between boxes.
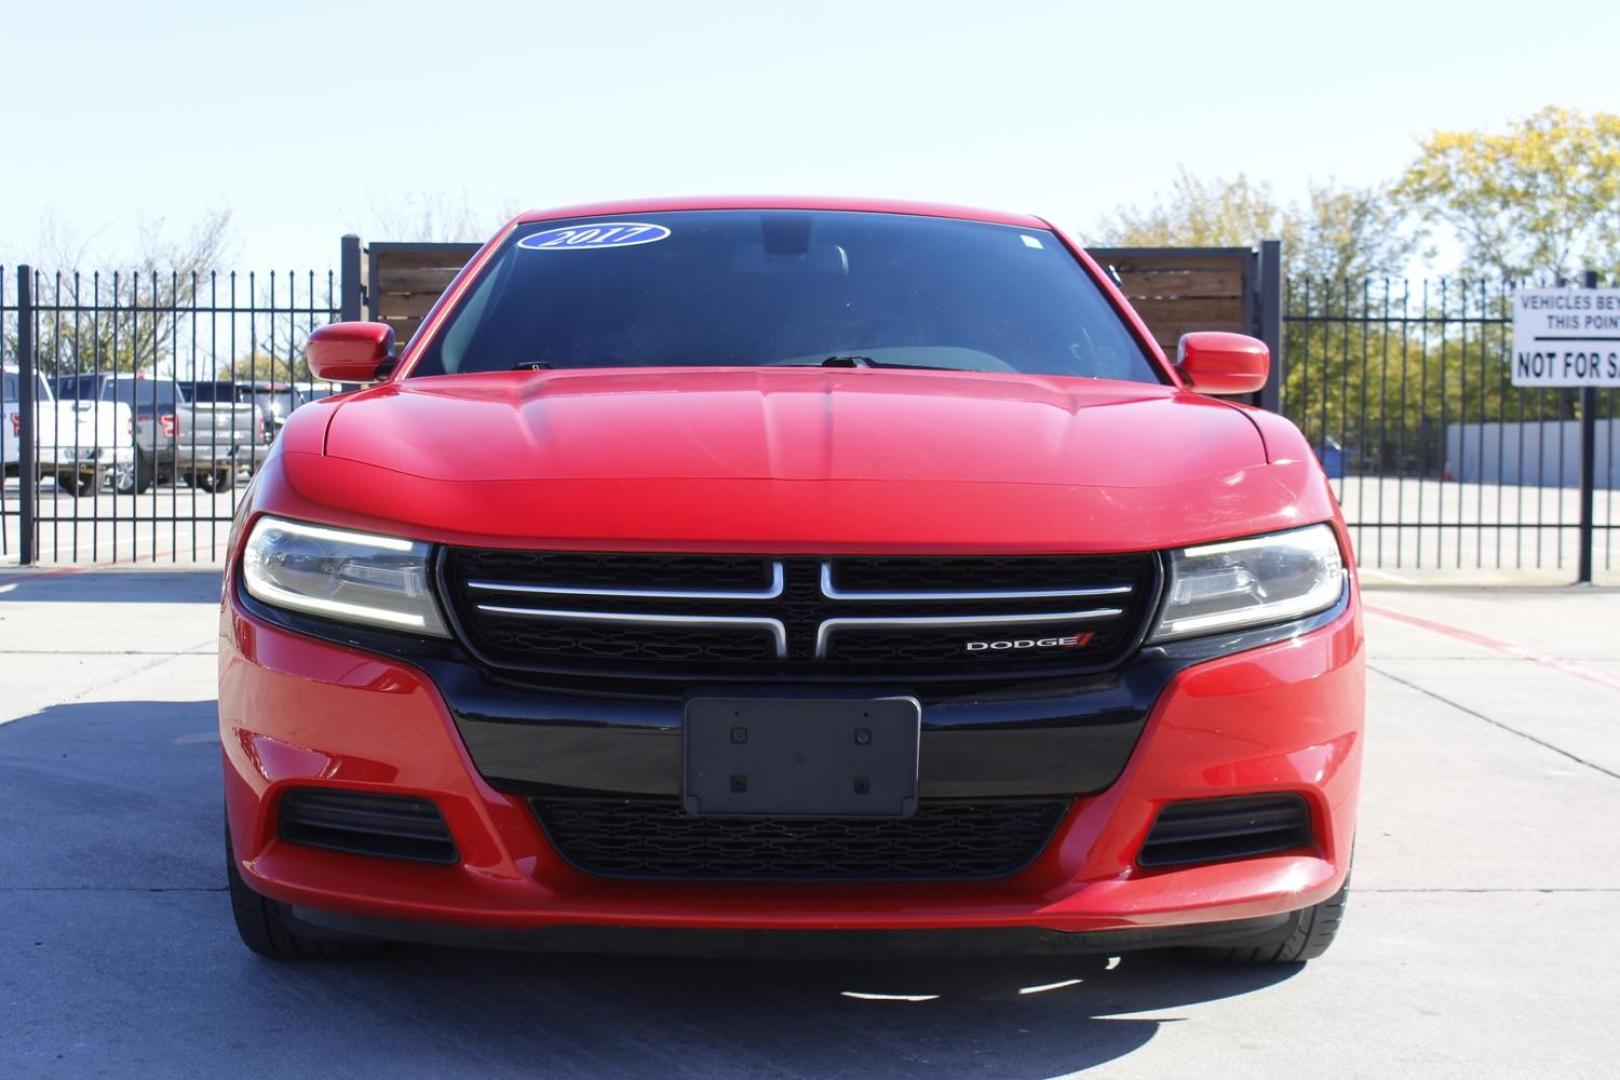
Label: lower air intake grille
xmin=278 ymin=788 xmax=457 ymax=865
xmin=533 ymin=798 xmax=1070 ymax=881
xmin=1138 ymin=794 xmax=1311 ymax=869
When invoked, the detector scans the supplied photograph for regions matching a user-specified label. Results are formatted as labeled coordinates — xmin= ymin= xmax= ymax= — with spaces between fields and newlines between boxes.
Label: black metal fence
xmin=4 ymin=253 xmax=1617 ymax=580
xmin=2 ymin=265 xmax=341 ymax=563
xmin=1281 ymin=273 xmax=1617 ymax=578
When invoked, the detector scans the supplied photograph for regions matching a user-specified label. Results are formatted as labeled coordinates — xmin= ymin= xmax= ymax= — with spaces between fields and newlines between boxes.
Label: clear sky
xmin=3 ymin=0 xmax=1617 ymax=272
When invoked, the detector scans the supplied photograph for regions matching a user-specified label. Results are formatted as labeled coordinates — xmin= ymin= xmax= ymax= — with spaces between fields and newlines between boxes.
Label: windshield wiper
xmin=812 ymin=355 xmax=960 ymax=371
xmin=835 ymin=356 xmax=965 ymax=371
xmin=510 ymin=361 xmax=553 ymax=371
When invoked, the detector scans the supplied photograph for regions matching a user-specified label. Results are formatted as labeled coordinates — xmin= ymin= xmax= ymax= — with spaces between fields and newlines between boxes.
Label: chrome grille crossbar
xmin=814 ymin=608 xmax=1126 ymax=659
xmin=818 ymin=562 xmax=1134 ymax=602
xmin=466 ymin=562 xmax=784 ymax=601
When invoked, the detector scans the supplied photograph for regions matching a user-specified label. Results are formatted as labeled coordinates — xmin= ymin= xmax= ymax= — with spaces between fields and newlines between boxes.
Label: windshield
xmin=411 ymin=210 xmax=1160 ymax=383
xmin=183 ymin=382 xmax=228 ymax=403
xmin=0 ymin=372 xmax=41 ymax=404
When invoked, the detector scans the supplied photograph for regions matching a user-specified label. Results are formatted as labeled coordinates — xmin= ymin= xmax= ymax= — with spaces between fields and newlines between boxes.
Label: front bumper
xmin=176 ymin=444 xmax=241 ymax=469
xmin=221 ymin=582 xmax=1362 ymax=936
xmin=37 ymin=445 xmax=131 ymax=470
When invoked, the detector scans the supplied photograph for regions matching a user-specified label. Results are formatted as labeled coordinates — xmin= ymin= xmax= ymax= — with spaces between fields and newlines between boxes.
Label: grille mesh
xmin=534 ymin=798 xmax=1070 ymax=880
xmin=1138 ymin=794 xmax=1312 ymax=868
xmin=475 ymin=614 xmax=778 ymax=664
xmin=278 ymin=788 xmax=457 ymax=865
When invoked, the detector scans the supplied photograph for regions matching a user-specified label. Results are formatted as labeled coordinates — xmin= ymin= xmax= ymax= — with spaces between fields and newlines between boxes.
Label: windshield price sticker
xmin=1511 ymin=288 xmax=1620 ymax=386
xmin=517 ymin=222 xmax=671 ymax=251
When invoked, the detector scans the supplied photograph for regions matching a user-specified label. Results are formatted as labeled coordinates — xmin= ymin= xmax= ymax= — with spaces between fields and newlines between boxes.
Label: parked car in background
xmin=9 ymin=365 xmax=138 ymax=495
xmin=183 ymin=380 xmax=304 ymax=433
xmin=3 ymin=364 xmax=53 ymax=476
xmin=35 ymin=383 xmax=138 ymax=496
xmin=53 ymin=373 xmax=255 ymax=493
xmin=182 ymin=380 xmax=313 ymax=473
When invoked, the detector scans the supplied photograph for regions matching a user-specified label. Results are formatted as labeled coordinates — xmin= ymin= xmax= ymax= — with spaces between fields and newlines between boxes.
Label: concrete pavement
xmin=2 ymin=570 xmax=1618 ymax=1078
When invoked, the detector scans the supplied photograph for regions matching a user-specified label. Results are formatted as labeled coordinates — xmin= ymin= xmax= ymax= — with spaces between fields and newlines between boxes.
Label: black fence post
xmin=17 ymin=266 xmax=36 ymax=566
xmin=1256 ymin=239 xmax=1283 ymax=412
xmin=1577 ymin=268 xmax=1600 ymax=584
xmin=339 ymin=234 xmax=364 ymax=323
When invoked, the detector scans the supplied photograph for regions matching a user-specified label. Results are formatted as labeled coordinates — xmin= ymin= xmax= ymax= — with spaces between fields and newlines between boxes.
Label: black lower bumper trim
xmin=433 ymin=662 xmax=1161 ymax=799
xmin=289 ymin=908 xmax=1298 ymax=958
xmin=532 ymin=797 xmax=1069 ymax=881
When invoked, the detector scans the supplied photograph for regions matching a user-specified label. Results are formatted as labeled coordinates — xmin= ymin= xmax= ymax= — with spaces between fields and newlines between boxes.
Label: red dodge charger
xmin=220 ymin=198 xmax=1362 ymax=962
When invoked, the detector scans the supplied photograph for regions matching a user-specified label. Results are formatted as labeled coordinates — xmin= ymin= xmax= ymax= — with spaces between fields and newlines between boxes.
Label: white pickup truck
xmin=4 ymin=364 xmax=52 ymax=476
xmin=8 ymin=368 xmax=138 ymax=496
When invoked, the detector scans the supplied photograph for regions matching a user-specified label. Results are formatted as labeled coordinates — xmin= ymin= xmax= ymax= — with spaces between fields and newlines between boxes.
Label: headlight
xmin=242 ymin=516 xmax=449 ymax=636
xmin=1149 ymin=524 xmax=1345 ymax=642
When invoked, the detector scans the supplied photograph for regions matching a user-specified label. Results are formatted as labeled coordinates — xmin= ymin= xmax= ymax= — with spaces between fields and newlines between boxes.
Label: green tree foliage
xmin=1394 ymin=106 xmax=1620 ymax=280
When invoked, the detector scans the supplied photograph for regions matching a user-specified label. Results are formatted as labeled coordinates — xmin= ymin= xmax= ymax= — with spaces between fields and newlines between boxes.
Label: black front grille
xmin=1137 ymin=794 xmax=1312 ymax=869
xmin=534 ymin=798 xmax=1070 ymax=880
xmin=474 ymin=614 xmax=778 ymax=664
xmin=278 ymin=788 xmax=458 ymax=865
xmin=440 ymin=549 xmax=1159 ymax=683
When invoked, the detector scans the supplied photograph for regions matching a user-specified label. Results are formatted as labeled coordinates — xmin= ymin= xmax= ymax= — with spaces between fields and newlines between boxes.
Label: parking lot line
xmin=1364 ymin=602 xmax=1620 ymax=694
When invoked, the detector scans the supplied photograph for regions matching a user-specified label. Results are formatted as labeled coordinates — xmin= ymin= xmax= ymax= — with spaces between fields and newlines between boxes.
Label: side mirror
xmin=307 ymin=323 xmax=395 ymax=383
xmin=1176 ymin=332 xmax=1270 ymax=396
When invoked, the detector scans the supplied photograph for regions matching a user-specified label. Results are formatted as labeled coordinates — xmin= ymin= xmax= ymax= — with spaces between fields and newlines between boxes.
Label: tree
xmin=1090 ymin=169 xmax=1417 ymax=282
xmin=5 ymin=209 xmax=235 ymax=377
xmin=1092 ymin=169 xmax=1296 ymax=251
xmin=217 ymin=353 xmax=312 ymax=383
xmin=1394 ymin=106 xmax=1620 ymax=280
xmin=1293 ymin=183 xmax=1423 ymax=283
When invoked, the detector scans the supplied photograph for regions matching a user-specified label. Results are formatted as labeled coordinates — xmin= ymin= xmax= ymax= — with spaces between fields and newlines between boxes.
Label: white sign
xmin=1512 ymin=288 xmax=1620 ymax=387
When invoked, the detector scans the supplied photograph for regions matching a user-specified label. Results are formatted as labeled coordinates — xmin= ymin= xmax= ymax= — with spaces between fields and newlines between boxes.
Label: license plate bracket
xmin=683 ymin=697 xmax=921 ymax=818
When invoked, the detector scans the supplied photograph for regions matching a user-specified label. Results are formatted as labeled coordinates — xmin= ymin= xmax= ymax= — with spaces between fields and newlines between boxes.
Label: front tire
xmin=112 ymin=451 xmax=154 ymax=495
xmin=54 ymin=472 xmax=97 ymax=497
xmin=201 ymin=468 xmax=236 ymax=492
xmin=226 ymin=826 xmax=383 ymax=960
xmin=1192 ymin=877 xmax=1349 ymax=964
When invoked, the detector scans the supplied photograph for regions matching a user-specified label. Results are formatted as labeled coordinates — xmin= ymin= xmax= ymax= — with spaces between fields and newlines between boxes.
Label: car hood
xmin=281 ymin=368 xmax=1331 ymax=552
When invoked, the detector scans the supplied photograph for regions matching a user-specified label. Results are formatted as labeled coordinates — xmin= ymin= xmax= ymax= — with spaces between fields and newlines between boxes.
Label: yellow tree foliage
xmin=1395 ymin=107 xmax=1620 ymax=279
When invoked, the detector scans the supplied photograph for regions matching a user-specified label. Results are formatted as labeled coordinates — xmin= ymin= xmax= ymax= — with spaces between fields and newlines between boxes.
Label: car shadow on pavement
xmin=0 ymin=568 xmax=221 ymax=603
xmin=1 ymin=698 xmax=1299 ymax=1079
